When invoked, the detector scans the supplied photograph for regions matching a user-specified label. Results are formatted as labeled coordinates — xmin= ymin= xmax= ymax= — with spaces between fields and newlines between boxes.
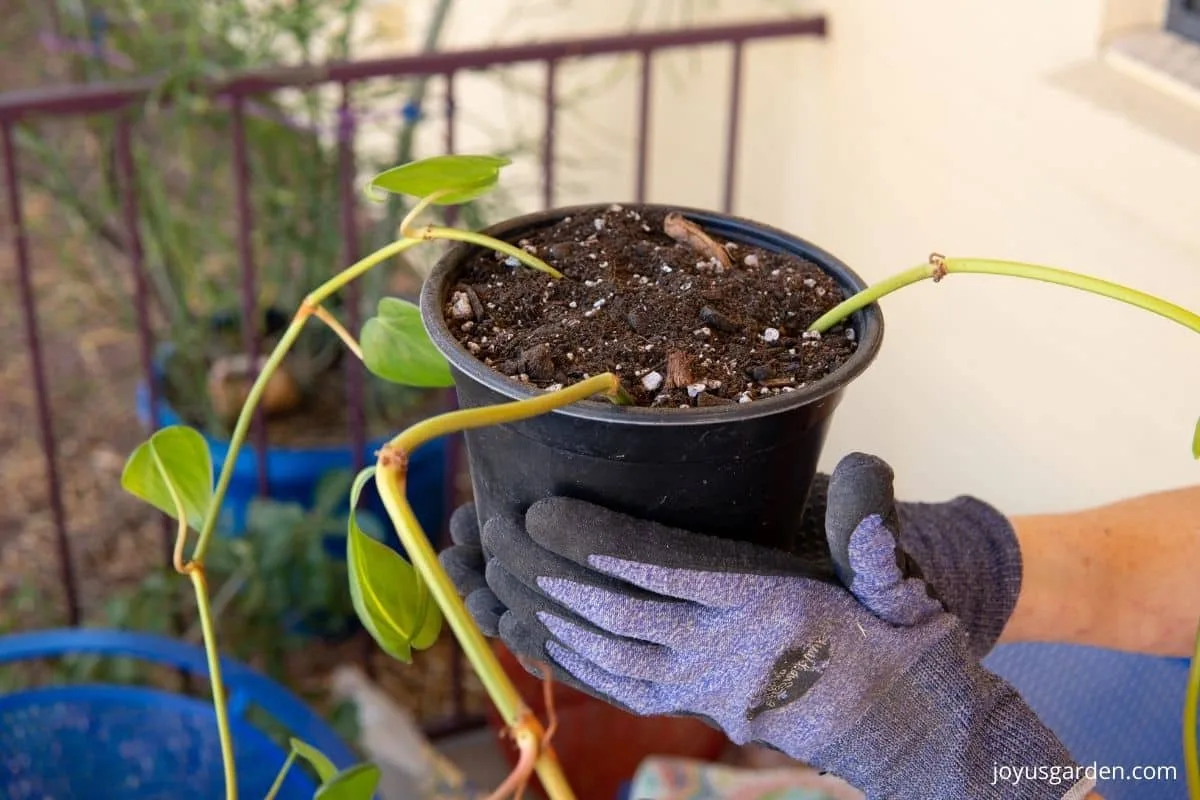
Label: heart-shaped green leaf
xmin=289 ymin=738 xmax=337 ymax=784
xmin=347 ymin=467 xmax=443 ymax=663
xmin=1192 ymin=418 xmax=1200 ymax=459
xmin=361 ymin=297 xmax=454 ymax=388
xmin=121 ymin=426 xmax=213 ymax=529
xmin=367 ymin=154 xmax=511 ymax=205
xmin=313 ymin=762 xmax=381 ymax=800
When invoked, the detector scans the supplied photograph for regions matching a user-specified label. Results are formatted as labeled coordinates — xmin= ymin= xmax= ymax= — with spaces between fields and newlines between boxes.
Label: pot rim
xmin=419 ymin=202 xmax=884 ymax=427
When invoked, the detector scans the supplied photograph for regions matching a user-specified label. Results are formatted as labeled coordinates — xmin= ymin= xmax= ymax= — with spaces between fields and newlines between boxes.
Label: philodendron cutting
xmin=120 ymin=153 xmax=1200 ymax=800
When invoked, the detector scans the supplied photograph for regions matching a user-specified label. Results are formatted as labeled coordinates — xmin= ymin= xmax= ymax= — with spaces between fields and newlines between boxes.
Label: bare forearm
xmin=1001 ymin=484 xmax=1200 ymax=657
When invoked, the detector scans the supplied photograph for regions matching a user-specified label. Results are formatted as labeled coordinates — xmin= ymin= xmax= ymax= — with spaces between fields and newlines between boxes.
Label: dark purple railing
xmin=2 ymin=16 xmax=826 ymax=735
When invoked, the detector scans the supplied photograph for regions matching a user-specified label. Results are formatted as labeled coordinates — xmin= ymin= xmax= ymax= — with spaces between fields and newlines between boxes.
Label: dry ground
xmin=0 ymin=21 xmax=486 ymax=733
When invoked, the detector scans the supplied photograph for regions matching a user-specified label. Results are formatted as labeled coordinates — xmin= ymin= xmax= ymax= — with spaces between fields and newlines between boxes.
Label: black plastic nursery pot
xmin=419 ymin=204 xmax=884 ymax=555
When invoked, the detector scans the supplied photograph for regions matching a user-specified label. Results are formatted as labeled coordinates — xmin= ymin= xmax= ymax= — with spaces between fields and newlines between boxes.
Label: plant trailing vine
xmin=120 ymin=154 xmax=620 ymax=800
xmin=121 ymin=152 xmax=1200 ymax=799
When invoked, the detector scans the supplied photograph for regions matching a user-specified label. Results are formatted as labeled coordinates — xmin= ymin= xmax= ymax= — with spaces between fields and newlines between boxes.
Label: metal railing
xmin=2 ymin=16 xmax=827 ymax=735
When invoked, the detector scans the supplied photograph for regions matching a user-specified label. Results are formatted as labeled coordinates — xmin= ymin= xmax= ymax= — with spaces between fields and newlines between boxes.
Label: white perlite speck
xmin=449 ymin=291 xmax=472 ymax=319
xmin=686 ymin=382 xmax=707 ymax=398
xmin=803 ymin=278 xmax=816 ymax=288
xmin=738 ymin=392 xmax=753 ymax=403
xmin=743 ymin=254 xmax=759 ymax=267
xmin=762 ymin=327 xmax=780 ymax=342
xmin=642 ymin=371 xmax=664 ymax=391
xmin=661 ymin=264 xmax=673 ymax=273
xmin=594 ymin=218 xmax=605 ymax=231
xmin=802 ymin=330 xmax=821 ymax=340
xmin=504 ymin=256 xmax=520 ymax=267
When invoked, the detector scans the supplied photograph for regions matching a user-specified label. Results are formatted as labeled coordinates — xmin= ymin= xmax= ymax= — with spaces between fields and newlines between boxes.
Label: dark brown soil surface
xmin=445 ymin=205 xmax=858 ymax=407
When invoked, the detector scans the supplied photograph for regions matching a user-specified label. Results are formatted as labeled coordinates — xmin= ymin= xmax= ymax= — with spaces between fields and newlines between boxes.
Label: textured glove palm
xmin=443 ymin=454 xmax=1023 ymax=659
xmin=440 ymin=454 xmax=1090 ymax=800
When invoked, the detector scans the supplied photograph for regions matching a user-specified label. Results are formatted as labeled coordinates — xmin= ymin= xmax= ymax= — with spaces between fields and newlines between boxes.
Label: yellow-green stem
xmin=1187 ymin=620 xmax=1200 ymax=797
xmin=808 ymin=258 xmax=1200 ymax=336
xmin=192 ymin=567 xmax=237 ymax=800
xmin=150 ymin=445 xmax=238 ymax=798
xmin=424 ymin=225 xmax=563 ymax=279
xmin=376 ymin=374 xmax=625 ymax=800
xmin=808 ymin=256 xmax=1200 ymax=793
xmin=399 ymin=189 xmax=452 ymax=237
xmin=264 ymin=750 xmax=297 ymax=800
xmin=191 ymin=237 xmax=421 ymax=564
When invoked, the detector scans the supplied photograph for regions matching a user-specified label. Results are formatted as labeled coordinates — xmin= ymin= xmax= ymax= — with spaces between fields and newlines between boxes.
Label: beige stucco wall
xmin=375 ymin=0 xmax=1200 ymax=514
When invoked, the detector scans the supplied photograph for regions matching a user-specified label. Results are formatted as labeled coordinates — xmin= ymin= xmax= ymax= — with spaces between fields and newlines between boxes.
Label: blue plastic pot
xmin=134 ymin=350 xmax=448 ymax=557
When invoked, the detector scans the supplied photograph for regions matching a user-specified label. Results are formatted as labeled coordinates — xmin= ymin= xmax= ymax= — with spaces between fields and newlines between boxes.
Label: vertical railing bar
xmin=114 ymin=117 xmax=175 ymax=570
xmin=116 ymin=116 xmax=187 ymax=667
xmin=443 ymin=70 xmax=459 ymax=227
xmin=2 ymin=121 xmax=81 ymax=626
xmin=635 ymin=49 xmax=653 ymax=204
xmin=337 ymin=84 xmax=366 ymax=473
xmin=441 ymin=67 xmax=468 ymax=725
xmin=542 ymin=59 xmax=558 ymax=210
xmin=722 ymin=39 xmax=745 ymax=214
xmin=230 ymin=93 xmax=270 ymax=497
xmin=336 ymin=82 xmax=377 ymax=684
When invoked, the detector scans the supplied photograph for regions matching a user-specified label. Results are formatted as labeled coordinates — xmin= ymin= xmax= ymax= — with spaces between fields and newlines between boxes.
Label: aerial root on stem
xmin=484 ymin=660 xmax=560 ymax=800
xmin=488 ymin=712 xmax=548 ymax=800
xmin=299 ymin=300 xmax=364 ymax=361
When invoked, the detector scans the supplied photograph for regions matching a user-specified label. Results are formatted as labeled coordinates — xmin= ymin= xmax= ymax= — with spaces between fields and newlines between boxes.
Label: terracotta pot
xmin=485 ymin=641 xmax=728 ymax=800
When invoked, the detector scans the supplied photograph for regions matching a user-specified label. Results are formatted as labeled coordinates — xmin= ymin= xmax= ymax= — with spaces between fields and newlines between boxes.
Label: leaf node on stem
xmin=378 ymin=444 xmax=410 ymax=474
xmin=928 ymin=252 xmax=948 ymax=282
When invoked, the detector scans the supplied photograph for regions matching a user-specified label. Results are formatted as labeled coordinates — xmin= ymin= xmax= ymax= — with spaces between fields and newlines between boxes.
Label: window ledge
xmin=1102 ymin=27 xmax=1200 ymax=111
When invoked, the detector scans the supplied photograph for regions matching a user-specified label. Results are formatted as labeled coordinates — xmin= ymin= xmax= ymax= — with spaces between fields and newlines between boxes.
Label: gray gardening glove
xmin=441 ymin=455 xmax=1022 ymax=659
xmin=465 ymin=454 xmax=1091 ymax=800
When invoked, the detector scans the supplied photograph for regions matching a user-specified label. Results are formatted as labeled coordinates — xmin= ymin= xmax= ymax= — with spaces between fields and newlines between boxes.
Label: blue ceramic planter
xmin=134 ymin=353 xmax=448 ymax=558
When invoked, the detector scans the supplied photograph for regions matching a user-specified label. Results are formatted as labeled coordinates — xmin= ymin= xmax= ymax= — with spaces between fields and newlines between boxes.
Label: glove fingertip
xmin=465 ymin=587 xmax=505 ymax=637
xmin=826 ymin=452 xmax=900 ymax=587
xmin=480 ymin=514 xmax=524 ymax=554
xmin=524 ymin=496 xmax=583 ymax=538
xmin=438 ymin=545 xmax=486 ymax=597
xmin=498 ymin=611 xmax=553 ymax=667
xmin=448 ymin=503 xmax=480 ymax=546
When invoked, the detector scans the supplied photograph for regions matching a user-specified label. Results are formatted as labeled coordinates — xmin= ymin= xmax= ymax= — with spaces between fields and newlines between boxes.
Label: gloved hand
xmin=444 ymin=454 xmax=1089 ymax=800
xmin=441 ymin=455 xmax=1022 ymax=659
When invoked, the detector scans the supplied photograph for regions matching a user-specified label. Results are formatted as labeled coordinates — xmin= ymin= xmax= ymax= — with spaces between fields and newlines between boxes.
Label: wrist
xmin=897 ymin=495 xmax=1022 ymax=656
xmin=807 ymin=630 xmax=1089 ymax=800
xmin=1000 ymin=510 xmax=1105 ymax=649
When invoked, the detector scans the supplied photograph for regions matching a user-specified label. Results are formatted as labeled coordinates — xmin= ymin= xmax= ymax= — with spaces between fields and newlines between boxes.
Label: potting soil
xmin=445 ymin=205 xmax=858 ymax=408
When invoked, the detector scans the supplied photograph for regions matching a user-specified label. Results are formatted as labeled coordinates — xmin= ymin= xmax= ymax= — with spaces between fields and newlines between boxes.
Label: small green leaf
xmin=288 ymin=738 xmax=337 ymax=784
xmin=121 ymin=426 xmax=213 ymax=529
xmin=367 ymin=154 xmax=511 ymax=205
xmin=347 ymin=467 xmax=443 ymax=662
xmin=361 ymin=298 xmax=454 ymax=388
xmin=1192 ymin=417 xmax=1200 ymax=459
xmin=314 ymin=762 xmax=381 ymax=799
